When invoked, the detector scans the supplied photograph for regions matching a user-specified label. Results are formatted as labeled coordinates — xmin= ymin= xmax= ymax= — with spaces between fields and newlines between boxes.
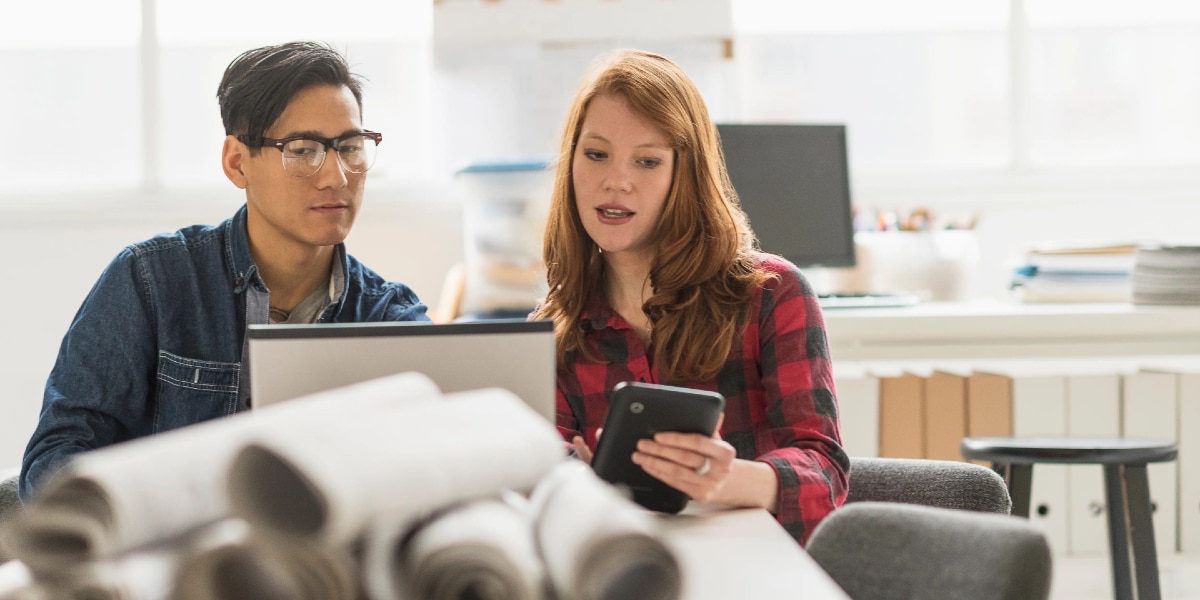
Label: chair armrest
xmin=0 ymin=467 xmax=21 ymax=564
xmin=847 ymin=456 xmax=1011 ymax=514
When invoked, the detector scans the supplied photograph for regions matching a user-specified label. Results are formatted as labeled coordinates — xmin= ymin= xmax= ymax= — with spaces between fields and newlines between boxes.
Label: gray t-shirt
xmin=269 ymin=258 xmax=347 ymax=324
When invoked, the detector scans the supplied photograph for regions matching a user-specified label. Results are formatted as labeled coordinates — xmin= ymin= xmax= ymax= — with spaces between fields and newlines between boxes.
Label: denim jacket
xmin=20 ymin=205 xmax=429 ymax=501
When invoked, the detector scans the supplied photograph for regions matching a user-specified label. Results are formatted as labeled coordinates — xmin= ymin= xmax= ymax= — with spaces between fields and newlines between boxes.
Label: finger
xmin=652 ymin=431 xmax=726 ymax=454
xmin=572 ymin=436 xmax=593 ymax=464
xmin=645 ymin=436 xmax=737 ymax=472
xmin=634 ymin=452 xmax=703 ymax=482
xmin=713 ymin=413 xmax=725 ymax=439
xmin=633 ymin=453 xmax=726 ymax=501
xmin=636 ymin=438 xmax=709 ymax=470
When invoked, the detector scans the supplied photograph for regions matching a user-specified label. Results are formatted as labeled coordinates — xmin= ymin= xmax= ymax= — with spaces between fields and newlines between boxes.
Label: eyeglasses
xmin=241 ymin=131 xmax=382 ymax=177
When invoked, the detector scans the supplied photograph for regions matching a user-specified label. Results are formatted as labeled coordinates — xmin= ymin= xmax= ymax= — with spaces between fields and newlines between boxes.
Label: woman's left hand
xmin=631 ymin=416 xmax=737 ymax=503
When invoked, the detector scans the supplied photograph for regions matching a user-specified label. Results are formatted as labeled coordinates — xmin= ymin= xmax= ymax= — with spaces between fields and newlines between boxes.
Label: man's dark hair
xmin=217 ymin=41 xmax=364 ymax=151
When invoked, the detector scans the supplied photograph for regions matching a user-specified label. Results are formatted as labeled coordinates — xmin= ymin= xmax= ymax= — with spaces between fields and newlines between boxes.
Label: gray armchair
xmin=807 ymin=502 xmax=1052 ymax=600
xmin=846 ymin=457 xmax=1011 ymax=514
xmin=0 ymin=468 xmax=20 ymax=564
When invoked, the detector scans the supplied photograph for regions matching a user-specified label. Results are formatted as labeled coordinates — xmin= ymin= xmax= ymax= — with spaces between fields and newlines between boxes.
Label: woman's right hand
xmin=571 ymin=432 xmax=597 ymax=463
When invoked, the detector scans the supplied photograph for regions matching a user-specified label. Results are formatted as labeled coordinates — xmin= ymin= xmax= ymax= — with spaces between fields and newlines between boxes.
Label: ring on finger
xmin=694 ymin=456 xmax=711 ymax=476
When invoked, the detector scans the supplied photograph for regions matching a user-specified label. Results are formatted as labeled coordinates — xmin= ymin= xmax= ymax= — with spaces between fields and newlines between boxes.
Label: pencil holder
xmin=828 ymin=230 xmax=979 ymax=301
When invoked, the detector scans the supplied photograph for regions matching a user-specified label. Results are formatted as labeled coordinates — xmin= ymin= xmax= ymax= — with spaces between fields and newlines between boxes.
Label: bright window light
xmin=732 ymin=0 xmax=1008 ymax=34
xmin=1 ymin=1 xmax=140 ymax=48
xmin=157 ymin=0 xmax=432 ymax=46
xmin=1029 ymin=0 xmax=1200 ymax=28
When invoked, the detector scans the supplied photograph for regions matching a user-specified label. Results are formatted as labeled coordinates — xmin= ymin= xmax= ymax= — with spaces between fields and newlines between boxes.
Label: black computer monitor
xmin=716 ymin=124 xmax=856 ymax=268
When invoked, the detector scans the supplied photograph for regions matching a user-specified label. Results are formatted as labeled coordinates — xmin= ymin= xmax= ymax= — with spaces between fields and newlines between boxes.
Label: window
xmin=1 ymin=1 xmax=142 ymax=192
xmin=729 ymin=1 xmax=1009 ymax=173
xmin=729 ymin=0 xmax=1200 ymax=183
xmin=433 ymin=39 xmax=730 ymax=170
xmin=154 ymin=1 xmax=433 ymax=187
xmin=0 ymin=1 xmax=432 ymax=196
xmin=1027 ymin=0 xmax=1200 ymax=166
xmin=5 ymin=1 xmax=1200 ymax=202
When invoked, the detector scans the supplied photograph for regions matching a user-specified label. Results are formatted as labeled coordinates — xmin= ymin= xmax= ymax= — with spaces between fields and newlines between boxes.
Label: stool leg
xmin=1103 ymin=463 xmax=1161 ymax=600
xmin=994 ymin=463 xmax=1033 ymax=518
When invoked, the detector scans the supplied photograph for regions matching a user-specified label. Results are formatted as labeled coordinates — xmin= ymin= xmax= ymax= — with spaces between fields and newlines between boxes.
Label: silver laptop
xmin=246 ymin=319 xmax=556 ymax=422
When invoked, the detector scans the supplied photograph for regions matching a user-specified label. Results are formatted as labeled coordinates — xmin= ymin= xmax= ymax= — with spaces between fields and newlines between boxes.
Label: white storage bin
xmin=455 ymin=161 xmax=553 ymax=317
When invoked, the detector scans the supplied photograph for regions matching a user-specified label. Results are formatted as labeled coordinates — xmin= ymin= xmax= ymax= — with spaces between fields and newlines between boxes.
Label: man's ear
xmin=221 ymin=135 xmax=249 ymax=189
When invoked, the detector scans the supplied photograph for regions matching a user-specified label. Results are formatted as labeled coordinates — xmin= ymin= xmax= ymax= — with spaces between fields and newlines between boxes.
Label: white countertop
xmin=821 ymin=300 xmax=1200 ymax=361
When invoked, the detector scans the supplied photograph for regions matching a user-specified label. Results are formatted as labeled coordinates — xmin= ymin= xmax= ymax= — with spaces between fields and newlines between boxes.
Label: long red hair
xmin=534 ymin=50 xmax=772 ymax=382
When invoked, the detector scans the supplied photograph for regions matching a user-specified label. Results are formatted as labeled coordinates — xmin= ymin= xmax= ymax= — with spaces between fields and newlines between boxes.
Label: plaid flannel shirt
xmin=554 ymin=254 xmax=849 ymax=544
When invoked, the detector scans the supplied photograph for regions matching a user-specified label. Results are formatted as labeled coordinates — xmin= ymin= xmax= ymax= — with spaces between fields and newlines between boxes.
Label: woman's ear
xmin=221 ymin=135 xmax=249 ymax=190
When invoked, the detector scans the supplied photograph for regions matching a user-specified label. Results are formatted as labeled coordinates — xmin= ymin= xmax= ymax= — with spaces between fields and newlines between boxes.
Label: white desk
xmin=0 ymin=507 xmax=851 ymax=600
xmin=659 ymin=505 xmax=850 ymax=600
xmin=823 ymin=300 xmax=1200 ymax=361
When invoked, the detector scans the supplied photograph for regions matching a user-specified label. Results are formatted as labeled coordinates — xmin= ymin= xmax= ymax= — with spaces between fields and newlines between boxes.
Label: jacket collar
xmin=221 ymin=204 xmax=349 ymax=306
xmin=224 ymin=204 xmax=258 ymax=294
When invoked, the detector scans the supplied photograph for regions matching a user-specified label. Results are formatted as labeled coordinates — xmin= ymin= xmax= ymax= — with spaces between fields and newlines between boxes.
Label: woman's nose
xmin=602 ymin=167 xmax=632 ymax=193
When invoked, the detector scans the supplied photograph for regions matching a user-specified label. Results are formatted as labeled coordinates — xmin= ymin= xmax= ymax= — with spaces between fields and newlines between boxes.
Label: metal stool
xmin=961 ymin=437 xmax=1177 ymax=600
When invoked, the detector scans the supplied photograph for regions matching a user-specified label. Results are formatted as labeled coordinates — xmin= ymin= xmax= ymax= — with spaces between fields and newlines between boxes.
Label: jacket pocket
xmin=155 ymin=351 xmax=241 ymax=432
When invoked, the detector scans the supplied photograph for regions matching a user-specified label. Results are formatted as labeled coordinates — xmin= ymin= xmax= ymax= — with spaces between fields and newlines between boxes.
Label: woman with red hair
xmin=532 ymin=49 xmax=848 ymax=545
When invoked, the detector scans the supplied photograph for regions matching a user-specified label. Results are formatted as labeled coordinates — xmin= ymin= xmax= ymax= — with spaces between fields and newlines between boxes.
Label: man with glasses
xmin=19 ymin=41 xmax=429 ymax=501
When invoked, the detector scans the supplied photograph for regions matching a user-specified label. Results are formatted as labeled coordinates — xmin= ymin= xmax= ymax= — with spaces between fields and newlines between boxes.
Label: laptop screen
xmin=246 ymin=319 xmax=556 ymax=422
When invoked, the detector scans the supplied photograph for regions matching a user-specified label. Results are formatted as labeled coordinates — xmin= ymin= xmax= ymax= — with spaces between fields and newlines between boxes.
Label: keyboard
xmin=817 ymin=293 xmax=921 ymax=309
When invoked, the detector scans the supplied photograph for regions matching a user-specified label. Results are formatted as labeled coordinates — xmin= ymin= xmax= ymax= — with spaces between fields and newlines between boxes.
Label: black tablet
xmin=591 ymin=382 xmax=726 ymax=513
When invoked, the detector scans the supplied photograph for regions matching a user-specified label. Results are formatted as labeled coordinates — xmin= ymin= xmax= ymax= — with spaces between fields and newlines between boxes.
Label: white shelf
xmin=823 ymin=301 xmax=1200 ymax=361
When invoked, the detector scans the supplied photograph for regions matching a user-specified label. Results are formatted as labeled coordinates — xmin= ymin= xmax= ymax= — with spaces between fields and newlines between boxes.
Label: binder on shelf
xmin=872 ymin=365 xmax=926 ymax=459
xmin=965 ymin=369 xmax=1013 ymax=467
xmin=832 ymin=362 xmax=880 ymax=458
xmin=1122 ymin=370 xmax=1180 ymax=557
xmin=1176 ymin=366 xmax=1200 ymax=556
xmin=1012 ymin=369 xmax=1070 ymax=557
xmin=971 ymin=361 xmax=1070 ymax=556
xmin=1142 ymin=357 xmax=1200 ymax=556
xmin=924 ymin=368 xmax=969 ymax=462
xmin=1065 ymin=371 xmax=1123 ymax=556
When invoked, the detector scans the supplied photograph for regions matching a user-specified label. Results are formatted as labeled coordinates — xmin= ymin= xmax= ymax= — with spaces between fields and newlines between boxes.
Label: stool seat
xmin=961 ymin=436 xmax=1178 ymax=465
xmin=961 ymin=435 xmax=1178 ymax=600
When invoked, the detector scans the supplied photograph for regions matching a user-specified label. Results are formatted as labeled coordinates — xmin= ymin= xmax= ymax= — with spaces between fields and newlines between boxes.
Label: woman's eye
xmin=582 ymin=149 xmax=606 ymax=161
xmin=638 ymin=157 xmax=663 ymax=168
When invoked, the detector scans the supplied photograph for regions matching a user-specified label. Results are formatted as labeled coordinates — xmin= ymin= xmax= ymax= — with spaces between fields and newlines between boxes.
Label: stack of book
xmin=1010 ymin=241 xmax=1139 ymax=303
xmin=1132 ymin=245 xmax=1200 ymax=305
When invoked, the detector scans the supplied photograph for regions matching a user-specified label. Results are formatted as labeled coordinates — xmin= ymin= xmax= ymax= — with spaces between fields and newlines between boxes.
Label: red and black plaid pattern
xmin=555 ymin=255 xmax=849 ymax=545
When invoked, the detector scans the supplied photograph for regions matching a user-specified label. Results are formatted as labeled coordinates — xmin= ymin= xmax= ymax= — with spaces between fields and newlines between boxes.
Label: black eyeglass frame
xmin=237 ymin=130 xmax=384 ymax=175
